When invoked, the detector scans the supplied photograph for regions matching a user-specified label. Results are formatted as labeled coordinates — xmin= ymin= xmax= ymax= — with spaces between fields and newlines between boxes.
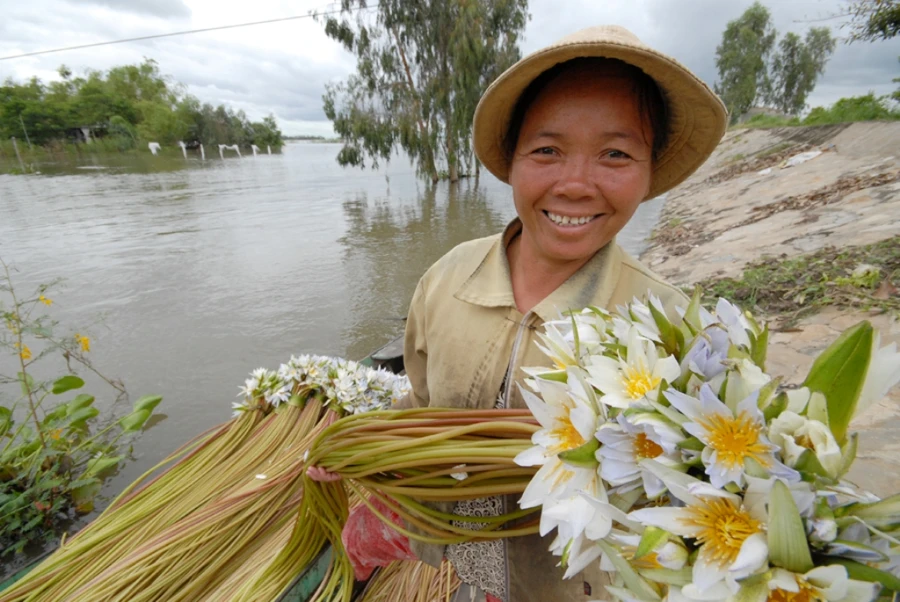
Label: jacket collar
xmin=454 ymin=218 xmax=622 ymax=322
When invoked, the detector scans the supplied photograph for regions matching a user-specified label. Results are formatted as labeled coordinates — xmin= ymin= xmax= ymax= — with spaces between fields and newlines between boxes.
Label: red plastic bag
xmin=341 ymin=497 xmax=416 ymax=580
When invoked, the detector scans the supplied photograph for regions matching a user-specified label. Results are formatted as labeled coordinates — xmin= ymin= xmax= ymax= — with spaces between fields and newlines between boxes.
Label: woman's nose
xmin=551 ymin=155 xmax=595 ymax=201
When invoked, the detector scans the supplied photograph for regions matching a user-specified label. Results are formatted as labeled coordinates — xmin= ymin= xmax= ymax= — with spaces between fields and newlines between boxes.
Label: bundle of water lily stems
xmin=0 ymin=356 xmax=539 ymax=602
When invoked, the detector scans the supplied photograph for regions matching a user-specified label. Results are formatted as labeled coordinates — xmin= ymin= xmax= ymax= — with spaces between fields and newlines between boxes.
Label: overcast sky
xmin=1 ymin=0 xmax=898 ymax=136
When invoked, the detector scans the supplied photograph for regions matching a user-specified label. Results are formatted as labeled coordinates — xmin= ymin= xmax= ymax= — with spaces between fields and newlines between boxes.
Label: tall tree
xmin=320 ymin=0 xmax=528 ymax=182
xmin=843 ymin=0 xmax=900 ymax=41
xmin=767 ymin=27 xmax=836 ymax=115
xmin=714 ymin=2 xmax=777 ymax=123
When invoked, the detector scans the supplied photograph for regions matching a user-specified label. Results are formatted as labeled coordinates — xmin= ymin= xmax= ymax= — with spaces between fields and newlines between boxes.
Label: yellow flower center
xmin=624 ymin=547 xmax=662 ymax=570
xmin=633 ymin=433 xmax=664 ymax=460
xmin=698 ymin=411 xmax=771 ymax=469
xmin=683 ymin=497 xmax=762 ymax=568
xmin=621 ymin=362 xmax=660 ymax=400
xmin=768 ymin=577 xmax=824 ymax=602
xmin=550 ymin=410 xmax=586 ymax=453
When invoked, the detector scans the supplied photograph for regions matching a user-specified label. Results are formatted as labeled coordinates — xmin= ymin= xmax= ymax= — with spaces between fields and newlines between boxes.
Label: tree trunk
xmin=447 ymin=135 xmax=459 ymax=183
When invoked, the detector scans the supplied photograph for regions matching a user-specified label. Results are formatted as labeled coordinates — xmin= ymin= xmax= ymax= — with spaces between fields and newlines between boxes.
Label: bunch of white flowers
xmin=516 ymin=291 xmax=900 ymax=601
xmin=233 ymin=354 xmax=410 ymax=416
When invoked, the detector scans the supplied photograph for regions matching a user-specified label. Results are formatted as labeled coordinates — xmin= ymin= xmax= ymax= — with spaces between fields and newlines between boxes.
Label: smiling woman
xmin=308 ymin=24 xmax=728 ymax=602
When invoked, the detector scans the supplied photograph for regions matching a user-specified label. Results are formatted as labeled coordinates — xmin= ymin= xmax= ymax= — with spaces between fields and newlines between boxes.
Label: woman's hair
xmin=502 ymin=57 xmax=669 ymax=164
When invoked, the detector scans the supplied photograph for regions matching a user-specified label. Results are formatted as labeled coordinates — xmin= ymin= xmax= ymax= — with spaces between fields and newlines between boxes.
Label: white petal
xmin=629 ymin=507 xmax=700 ymax=538
xmin=729 ymin=532 xmax=768 ymax=578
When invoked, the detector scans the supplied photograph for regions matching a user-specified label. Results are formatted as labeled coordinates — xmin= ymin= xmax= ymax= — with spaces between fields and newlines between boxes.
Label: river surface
xmin=0 ymin=142 xmax=662 ymax=524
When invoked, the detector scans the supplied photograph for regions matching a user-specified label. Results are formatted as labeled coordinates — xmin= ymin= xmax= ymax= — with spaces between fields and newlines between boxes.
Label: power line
xmin=0 ymin=7 xmax=362 ymax=62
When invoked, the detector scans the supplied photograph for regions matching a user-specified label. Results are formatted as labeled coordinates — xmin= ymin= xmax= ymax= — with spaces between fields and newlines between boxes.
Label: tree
xmin=767 ymin=27 xmax=836 ymax=115
xmin=320 ymin=0 xmax=528 ymax=182
xmin=714 ymin=2 xmax=777 ymax=122
xmin=843 ymin=0 xmax=900 ymax=41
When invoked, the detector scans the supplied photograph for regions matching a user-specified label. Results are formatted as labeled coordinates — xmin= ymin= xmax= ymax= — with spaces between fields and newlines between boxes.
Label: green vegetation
xmin=736 ymin=93 xmax=900 ymax=129
xmin=320 ymin=0 xmax=528 ymax=183
xmin=696 ymin=236 xmax=900 ymax=326
xmin=715 ymin=2 xmax=836 ymax=122
xmin=0 ymin=60 xmax=283 ymax=153
xmin=1 ymin=260 xmax=161 ymax=555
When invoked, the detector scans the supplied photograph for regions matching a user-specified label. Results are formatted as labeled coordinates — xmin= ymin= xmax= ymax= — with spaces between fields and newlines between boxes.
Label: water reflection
xmin=339 ymin=180 xmax=515 ymax=359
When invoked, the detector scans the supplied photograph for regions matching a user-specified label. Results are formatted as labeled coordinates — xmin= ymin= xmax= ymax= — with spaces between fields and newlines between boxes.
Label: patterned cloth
xmin=444 ymin=392 xmax=510 ymax=601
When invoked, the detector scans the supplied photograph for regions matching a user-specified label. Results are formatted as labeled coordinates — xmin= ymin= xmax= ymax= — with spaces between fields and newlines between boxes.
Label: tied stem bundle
xmin=358 ymin=560 xmax=461 ymax=602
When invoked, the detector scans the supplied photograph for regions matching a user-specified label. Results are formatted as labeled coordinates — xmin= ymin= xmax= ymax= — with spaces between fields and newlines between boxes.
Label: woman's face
xmin=508 ymin=68 xmax=654 ymax=268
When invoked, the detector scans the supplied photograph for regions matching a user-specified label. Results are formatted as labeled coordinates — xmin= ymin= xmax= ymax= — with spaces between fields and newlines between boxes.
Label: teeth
xmin=546 ymin=211 xmax=595 ymax=226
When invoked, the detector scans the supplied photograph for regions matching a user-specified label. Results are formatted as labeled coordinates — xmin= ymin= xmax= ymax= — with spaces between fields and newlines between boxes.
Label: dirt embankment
xmin=640 ymin=121 xmax=900 ymax=496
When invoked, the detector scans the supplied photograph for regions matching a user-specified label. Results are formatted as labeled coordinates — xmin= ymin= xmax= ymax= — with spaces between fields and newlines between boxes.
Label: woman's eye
xmin=532 ymin=147 xmax=556 ymax=156
xmin=606 ymin=149 xmax=632 ymax=160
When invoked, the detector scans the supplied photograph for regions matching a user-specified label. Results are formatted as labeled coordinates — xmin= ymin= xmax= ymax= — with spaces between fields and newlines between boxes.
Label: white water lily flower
xmin=714 ymin=298 xmax=755 ymax=350
xmin=665 ymin=385 xmax=798 ymax=489
xmin=515 ymin=378 xmax=603 ymax=507
xmin=856 ymin=331 xmax=900 ymax=419
xmin=630 ymin=467 xmax=769 ymax=595
xmin=615 ymin=294 xmax=667 ymax=343
xmin=586 ymin=329 xmax=681 ymax=410
xmin=769 ymin=411 xmax=842 ymax=478
xmin=595 ymin=413 xmax=686 ymax=498
xmin=550 ymin=531 xmax=603 ymax=579
xmin=534 ymin=321 xmax=581 ymax=371
xmin=764 ymin=566 xmax=880 ymax=602
xmin=681 ymin=327 xmax=729 ymax=382
xmin=607 ymin=532 xmax=688 ymax=571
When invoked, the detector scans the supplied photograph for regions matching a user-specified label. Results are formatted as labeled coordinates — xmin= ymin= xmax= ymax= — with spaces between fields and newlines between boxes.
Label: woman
xmin=311 ymin=24 xmax=727 ymax=602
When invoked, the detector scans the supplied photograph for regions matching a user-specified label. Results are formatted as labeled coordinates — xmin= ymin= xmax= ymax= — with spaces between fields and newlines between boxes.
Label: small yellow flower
xmin=21 ymin=345 xmax=32 ymax=360
xmin=75 ymin=334 xmax=90 ymax=353
xmin=38 ymin=295 xmax=52 ymax=306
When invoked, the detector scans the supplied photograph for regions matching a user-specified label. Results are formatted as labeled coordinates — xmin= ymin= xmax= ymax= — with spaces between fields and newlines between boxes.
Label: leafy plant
xmin=0 ymin=258 xmax=161 ymax=556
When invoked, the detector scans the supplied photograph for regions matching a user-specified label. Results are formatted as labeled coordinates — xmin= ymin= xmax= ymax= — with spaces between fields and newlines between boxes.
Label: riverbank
xmin=640 ymin=121 xmax=900 ymax=496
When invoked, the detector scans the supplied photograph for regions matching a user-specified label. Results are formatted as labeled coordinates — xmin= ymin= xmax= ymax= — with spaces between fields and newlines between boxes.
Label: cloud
xmin=67 ymin=0 xmax=192 ymax=19
xmin=0 ymin=0 xmax=897 ymax=136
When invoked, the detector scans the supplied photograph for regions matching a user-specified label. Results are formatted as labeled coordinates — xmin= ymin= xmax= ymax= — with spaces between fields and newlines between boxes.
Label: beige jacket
xmin=403 ymin=219 xmax=687 ymax=602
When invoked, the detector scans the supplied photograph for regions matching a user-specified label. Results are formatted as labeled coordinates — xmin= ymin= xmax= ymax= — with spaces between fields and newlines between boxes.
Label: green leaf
xmin=534 ymin=370 xmax=568 ymax=383
xmin=634 ymin=526 xmax=669 ymax=561
xmin=67 ymin=394 xmax=95 ymax=413
xmin=825 ymin=557 xmax=900 ymax=591
xmin=636 ymin=568 xmax=691 ymax=587
xmin=768 ymin=479 xmax=814 ymax=573
xmin=839 ymin=492 xmax=900 ymax=530
xmin=70 ymin=478 xmax=101 ymax=514
xmin=836 ymin=432 xmax=858 ymax=479
xmin=676 ymin=437 xmax=705 ymax=452
xmin=648 ymin=301 xmax=678 ymax=356
xmin=119 ymin=409 xmax=150 ymax=432
xmin=0 ymin=407 xmax=13 ymax=438
xmin=558 ymin=438 xmax=599 ymax=469
xmin=66 ymin=406 xmax=99 ymax=430
xmin=133 ymin=395 xmax=162 ymax=413
xmin=750 ymin=324 xmax=769 ymax=370
xmin=84 ymin=455 xmax=121 ymax=477
xmin=18 ymin=372 xmax=35 ymax=397
xmin=763 ymin=391 xmax=789 ymax=422
xmin=802 ymin=321 xmax=873 ymax=443
xmin=52 ymin=375 xmax=84 ymax=395
xmin=793 ymin=448 xmax=832 ymax=480
xmin=596 ymin=540 xmax=662 ymax=601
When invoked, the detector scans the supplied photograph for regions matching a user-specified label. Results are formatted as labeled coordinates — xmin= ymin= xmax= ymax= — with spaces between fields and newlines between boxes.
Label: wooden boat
xmin=0 ymin=337 xmax=407 ymax=601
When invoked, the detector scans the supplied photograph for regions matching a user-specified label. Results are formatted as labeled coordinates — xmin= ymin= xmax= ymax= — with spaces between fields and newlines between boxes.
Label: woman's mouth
xmin=544 ymin=210 xmax=599 ymax=227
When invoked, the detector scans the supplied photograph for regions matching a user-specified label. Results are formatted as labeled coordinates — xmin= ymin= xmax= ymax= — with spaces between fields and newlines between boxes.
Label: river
xmin=0 ymin=141 xmax=663 ymax=523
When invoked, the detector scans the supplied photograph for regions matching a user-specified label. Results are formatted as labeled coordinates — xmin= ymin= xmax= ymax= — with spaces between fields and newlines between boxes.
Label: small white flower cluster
xmin=516 ymin=292 xmax=900 ymax=602
xmin=233 ymin=354 xmax=410 ymax=417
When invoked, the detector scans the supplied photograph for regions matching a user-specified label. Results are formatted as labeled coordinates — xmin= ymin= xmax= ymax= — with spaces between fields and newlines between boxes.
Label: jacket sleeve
xmin=402 ymin=278 xmax=430 ymax=408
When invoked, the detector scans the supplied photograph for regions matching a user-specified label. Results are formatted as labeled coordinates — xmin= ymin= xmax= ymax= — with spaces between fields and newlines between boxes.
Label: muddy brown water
xmin=0 ymin=142 xmax=664 ymax=551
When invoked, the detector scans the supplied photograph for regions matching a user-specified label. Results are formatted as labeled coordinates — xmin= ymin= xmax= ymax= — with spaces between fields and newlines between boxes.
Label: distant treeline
xmin=0 ymin=59 xmax=283 ymax=151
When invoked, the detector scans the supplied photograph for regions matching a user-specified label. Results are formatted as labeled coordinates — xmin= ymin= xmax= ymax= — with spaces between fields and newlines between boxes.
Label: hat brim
xmin=473 ymin=38 xmax=727 ymax=200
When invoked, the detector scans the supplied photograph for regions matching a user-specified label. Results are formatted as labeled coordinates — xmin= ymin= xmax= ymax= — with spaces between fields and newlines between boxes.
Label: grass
xmin=734 ymin=93 xmax=900 ymax=130
xmin=695 ymin=236 xmax=900 ymax=327
xmin=755 ymin=141 xmax=795 ymax=159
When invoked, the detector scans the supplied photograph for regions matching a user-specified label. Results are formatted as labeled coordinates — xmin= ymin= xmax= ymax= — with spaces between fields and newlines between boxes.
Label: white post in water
xmin=200 ymin=144 xmax=206 ymax=161
xmin=267 ymin=145 xmax=271 ymax=155
xmin=218 ymin=144 xmax=241 ymax=159
xmin=148 ymin=142 xmax=161 ymax=156
xmin=11 ymin=137 xmax=26 ymax=173
xmin=251 ymin=144 xmax=260 ymax=157
xmin=177 ymin=141 xmax=188 ymax=159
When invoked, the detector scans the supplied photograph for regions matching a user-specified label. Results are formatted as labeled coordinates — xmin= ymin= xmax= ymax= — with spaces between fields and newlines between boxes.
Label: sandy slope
xmin=640 ymin=121 xmax=900 ymax=496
